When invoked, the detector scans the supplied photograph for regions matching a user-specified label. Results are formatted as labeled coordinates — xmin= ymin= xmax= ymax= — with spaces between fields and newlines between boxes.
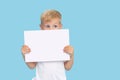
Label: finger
xmin=24 ymin=45 xmax=28 ymax=47
xmin=26 ymin=48 xmax=31 ymax=53
xmin=23 ymin=45 xmax=30 ymax=49
xmin=64 ymin=46 xmax=69 ymax=50
xmin=64 ymin=48 xmax=69 ymax=53
xmin=22 ymin=48 xmax=30 ymax=54
xmin=22 ymin=45 xmax=27 ymax=49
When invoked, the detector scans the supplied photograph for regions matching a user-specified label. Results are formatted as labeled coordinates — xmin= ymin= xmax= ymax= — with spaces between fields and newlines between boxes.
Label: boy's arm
xmin=64 ymin=45 xmax=74 ymax=70
xmin=21 ymin=45 xmax=37 ymax=69
xmin=26 ymin=62 xmax=37 ymax=69
xmin=64 ymin=54 xmax=74 ymax=70
xmin=22 ymin=53 xmax=37 ymax=69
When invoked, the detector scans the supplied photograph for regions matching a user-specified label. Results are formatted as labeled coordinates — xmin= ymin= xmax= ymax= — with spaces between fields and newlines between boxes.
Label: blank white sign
xmin=24 ymin=29 xmax=70 ymax=62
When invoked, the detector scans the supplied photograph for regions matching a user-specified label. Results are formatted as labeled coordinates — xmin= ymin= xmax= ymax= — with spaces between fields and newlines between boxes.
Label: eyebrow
xmin=55 ymin=22 xmax=61 ymax=24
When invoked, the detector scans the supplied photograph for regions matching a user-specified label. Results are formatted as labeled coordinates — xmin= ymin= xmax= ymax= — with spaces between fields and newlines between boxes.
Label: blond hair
xmin=40 ymin=10 xmax=62 ymax=24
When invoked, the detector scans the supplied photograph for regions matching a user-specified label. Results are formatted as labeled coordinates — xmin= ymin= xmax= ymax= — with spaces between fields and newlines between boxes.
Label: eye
xmin=45 ymin=25 xmax=50 ymax=28
xmin=54 ymin=25 xmax=58 ymax=28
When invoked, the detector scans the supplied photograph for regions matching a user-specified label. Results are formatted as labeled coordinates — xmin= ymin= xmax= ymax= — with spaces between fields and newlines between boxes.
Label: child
xmin=21 ymin=10 xmax=74 ymax=80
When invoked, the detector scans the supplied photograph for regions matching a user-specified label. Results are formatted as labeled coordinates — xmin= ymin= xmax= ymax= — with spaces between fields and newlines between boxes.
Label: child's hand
xmin=21 ymin=45 xmax=31 ymax=55
xmin=63 ymin=45 xmax=74 ymax=56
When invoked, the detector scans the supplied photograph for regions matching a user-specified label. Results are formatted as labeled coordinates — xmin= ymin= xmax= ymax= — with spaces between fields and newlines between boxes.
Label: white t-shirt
xmin=32 ymin=61 xmax=66 ymax=80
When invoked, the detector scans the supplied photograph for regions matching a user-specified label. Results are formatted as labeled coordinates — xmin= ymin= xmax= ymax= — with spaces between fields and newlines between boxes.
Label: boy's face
xmin=40 ymin=18 xmax=62 ymax=30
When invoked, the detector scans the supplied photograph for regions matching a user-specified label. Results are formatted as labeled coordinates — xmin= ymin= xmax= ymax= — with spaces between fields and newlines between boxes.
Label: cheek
xmin=43 ymin=28 xmax=50 ymax=30
xmin=43 ymin=27 xmax=52 ymax=30
xmin=59 ymin=26 xmax=62 ymax=29
xmin=59 ymin=24 xmax=62 ymax=29
xmin=41 ymin=26 xmax=49 ymax=30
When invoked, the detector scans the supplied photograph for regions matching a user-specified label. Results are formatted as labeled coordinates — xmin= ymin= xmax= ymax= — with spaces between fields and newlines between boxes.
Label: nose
xmin=49 ymin=26 xmax=55 ymax=30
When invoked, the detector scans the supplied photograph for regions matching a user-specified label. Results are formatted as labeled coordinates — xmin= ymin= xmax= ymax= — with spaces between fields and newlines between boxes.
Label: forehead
xmin=42 ymin=18 xmax=61 ymax=24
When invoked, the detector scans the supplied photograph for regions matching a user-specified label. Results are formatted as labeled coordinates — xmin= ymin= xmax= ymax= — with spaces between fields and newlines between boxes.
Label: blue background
xmin=0 ymin=0 xmax=120 ymax=80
